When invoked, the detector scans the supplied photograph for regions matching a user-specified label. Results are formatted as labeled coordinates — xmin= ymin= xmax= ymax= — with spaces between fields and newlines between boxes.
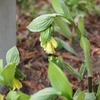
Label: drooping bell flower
xmin=40 ymin=36 xmax=58 ymax=54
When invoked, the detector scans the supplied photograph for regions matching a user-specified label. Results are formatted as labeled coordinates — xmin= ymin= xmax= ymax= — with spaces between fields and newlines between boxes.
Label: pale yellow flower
xmin=13 ymin=78 xmax=22 ymax=90
xmin=0 ymin=94 xmax=4 ymax=100
xmin=41 ymin=37 xmax=58 ymax=54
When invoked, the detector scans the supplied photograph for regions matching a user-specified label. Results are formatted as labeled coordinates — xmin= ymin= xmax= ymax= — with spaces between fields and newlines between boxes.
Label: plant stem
xmin=88 ymin=77 xmax=92 ymax=92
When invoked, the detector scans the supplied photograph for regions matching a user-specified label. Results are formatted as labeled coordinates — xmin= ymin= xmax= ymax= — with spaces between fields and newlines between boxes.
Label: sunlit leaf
xmin=58 ymin=0 xmax=75 ymax=25
xmin=51 ymin=0 xmax=64 ymax=14
xmin=1 ymin=62 xmax=16 ymax=88
xmin=30 ymin=87 xmax=61 ymax=100
xmin=73 ymin=89 xmax=85 ymax=100
xmin=27 ymin=14 xmax=57 ymax=32
xmin=6 ymin=46 xmax=20 ymax=65
xmin=64 ymin=62 xmax=81 ymax=81
xmin=55 ymin=37 xmax=77 ymax=55
xmin=13 ymin=78 xmax=22 ymax=90
xmin=6 ymin=90 xmax=19 ymax=100
xmin=0 ymin=94 xmax=4 ymax=100
xmin=51 ymin=0 xmax=71 ymax=24
xmin=17 ymin=91 xmax=30 ymax=100
xmin=48 ymin=61 xmax=72 ymax=99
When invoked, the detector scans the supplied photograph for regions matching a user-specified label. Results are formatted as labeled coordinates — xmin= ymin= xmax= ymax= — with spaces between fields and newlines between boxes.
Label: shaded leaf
xmin=48 ymin=61 xmax=72 ymax=99
xmin=48 ymin=56 xmax=63 ymax=70
xmin=40 ymin=26 xmax=53 ymax=45
xmin=6 ymin=46 xmax=20 ymax=65
xmin=55 ymin=37 xmax=77 ymax=55
xmin=54 ymin=17 xmax=72 ymax=39
xmin=63 ymin=62 xmax=81 ymax=81
xmin=96 ymin=84 xmax=100 ymax=100
xmin=80 ymin=36 xmax=92 ymax=77
xmin=78 ymin=17 xmax=86 ymax=36
xmin=0 ymin=59 xmax=3 ymax=74
xmin=27 ymin=14 xmax=57 ymax=32
xmin=79 ymin=62 xmax=86 ymax=80
xmin=30 ymin=87 xmax=61 ymax=100
xmin=84 ymin=92 xmax=96 ymax=100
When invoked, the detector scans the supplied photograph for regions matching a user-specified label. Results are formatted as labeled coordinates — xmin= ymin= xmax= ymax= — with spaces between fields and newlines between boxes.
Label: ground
xmin=3 ymin=0 xmax=100 ymax=99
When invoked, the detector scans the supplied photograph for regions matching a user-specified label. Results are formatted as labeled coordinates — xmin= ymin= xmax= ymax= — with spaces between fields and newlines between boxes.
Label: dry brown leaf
xmin=22 ymin=81 xmax=38 ymax=89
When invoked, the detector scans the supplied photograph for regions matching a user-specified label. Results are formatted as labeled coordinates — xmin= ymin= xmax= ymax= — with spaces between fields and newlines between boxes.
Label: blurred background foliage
xmin=16 ymin=0 xmax=100 ymax=53
xmin=16 ymin=0 xmax=100 ymax=17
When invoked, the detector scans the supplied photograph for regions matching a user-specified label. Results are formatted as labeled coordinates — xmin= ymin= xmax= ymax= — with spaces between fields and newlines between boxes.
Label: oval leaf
xmin=6 ymin=91 xmax=19 ymax=100
xmin=1 ymin=62 xmax=16 ymax=88
xmin=30 ymin=87 xmax=61 ymax=100
xmin=6 ymin=46 xmax=20 ymax=65
xmin=48 ymin=61 xmax=72 ymax=99
xmin=27 ymin=14 xmax=56 ymax=32
xmin=17 ymin=91 xmax=30 ymax=100
xmin=40 ymin=26 xmax=53 ymax=45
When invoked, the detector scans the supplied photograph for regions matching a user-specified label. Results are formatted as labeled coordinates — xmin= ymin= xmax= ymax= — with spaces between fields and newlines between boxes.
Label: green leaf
xmin=0 ymin=76 xmax=5 ymax=85
xmin=73 ymin=89 xmax=85 ymax=100
xmin=48 ymin=61 xmax=72 ymax=99
xmin=84 ymin=92 xmax=96 ymax=100
xmin=15 ymin=68 xmax=26 ymax=80
xmin=1 ymin=62 xmax=16 ymax=88
xmin=96 ymin=84 xmax=100 ymax=100
xmin=55 ymin=37 xmax=77 ymax=55
xmin=51 ymin=0 xmax=64 ymax=15
xmin=6 ymin=46 xmax=20 ymax=65
xmin=17 ymin=91 xmax=30 ymax=100
xmin=76 ymin=26 xmax=82 ymax=38
xmin=30 ymin=87 xmax=61 ymax=100
xmin=94 ymin=80 xmax=100 ymax=85
xmin=79 ymin=62 xmax=86 ymax=80
xmin=40 ymin=26 xmax=53 ymax=45
xmin=0 ymin=94 xmax=4 ymax=100
xmin=0 ymin=59 xmax=3 ymax=74
xmin=51 ymin=0 xmax=70 ymax=24
xmin=27 ymin=14 xmax=57 ymax=32
xmin=78 ymin=17 xmax=86 ymax=36
xmin=80 ymin=36 xmax=92 ymax=77
xmin=6 ymin=90 xmax=20 ymax=100
xmin=48 ymin=56 xmax=63 ymax=70
xmin=58 ymin=0 xmax=75 ymax=25
xmin=54 ymin=17 xmax=72 ymax=39
xmin=63 ymin=62 xmax=81 ymax=81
